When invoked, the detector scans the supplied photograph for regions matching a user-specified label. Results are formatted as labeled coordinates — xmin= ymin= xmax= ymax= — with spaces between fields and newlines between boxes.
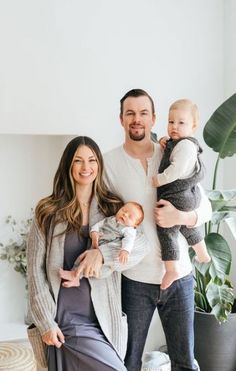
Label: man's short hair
xmin=120 ymin=89 xmax=155 ymax=115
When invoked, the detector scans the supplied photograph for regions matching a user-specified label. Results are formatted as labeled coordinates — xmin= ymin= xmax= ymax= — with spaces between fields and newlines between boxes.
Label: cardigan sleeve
xmin=27 ymin=219 xmax=58 ymax=335
xmin=190 ymin=184 xmax=212 ymax=227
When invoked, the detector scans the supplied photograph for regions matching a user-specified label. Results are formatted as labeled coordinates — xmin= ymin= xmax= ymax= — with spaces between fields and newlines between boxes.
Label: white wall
xmin=0 ymin=0 xmax=224 ymax=159
xmin=0 ymin=135 xmax=74 ymax=323
xmin=224 ymin=0 xmax=236 ymax=98
xmin=0 ymin=0 xmax=234 ymax=353
xmin=223 ymin=0 xmax=236 ymax=285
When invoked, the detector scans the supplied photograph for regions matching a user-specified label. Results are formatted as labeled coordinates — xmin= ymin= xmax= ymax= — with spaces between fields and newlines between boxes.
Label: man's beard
xmin=129 ymin=129 xmax=145 ymax=141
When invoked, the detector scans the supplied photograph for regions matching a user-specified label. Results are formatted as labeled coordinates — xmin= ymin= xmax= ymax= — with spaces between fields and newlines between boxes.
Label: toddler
xmin=152 ymin=99 xmax=211 ymax=289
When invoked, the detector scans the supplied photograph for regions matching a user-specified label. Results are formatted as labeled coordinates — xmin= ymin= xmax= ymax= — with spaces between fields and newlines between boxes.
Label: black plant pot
xmin=194 ymin=301 xmax=236 ymax=371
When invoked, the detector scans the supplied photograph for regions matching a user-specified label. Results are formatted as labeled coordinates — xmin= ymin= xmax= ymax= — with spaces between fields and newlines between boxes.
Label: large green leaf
xmin=206 ymin=281 xmax=234 ymax=322
xmin=195 ymin=290 xmax=210 ymax=312
xmin=191 ymin=233 xmax=231 ymax=280
xmin=211 ymin=208 xmax=236 ymax=225
xmin=151 ymin=131 xmax=158 ymax=142
xmin=205 ymin=233 xmax=232 ymax=280
xmin=206 ymin=190 xmax=236 ymax=211
xmin=203 ymin=93 xmax=236 ymax=159
xmin=192 ymin=258 xmax=211 ymax=276
xmin=193 ymin=269 xmax=211 ymax=312
xmin=211 ymin=302 xmax=233 ymax=323
xmin=207 ymin=281 xmax=234 ymax=307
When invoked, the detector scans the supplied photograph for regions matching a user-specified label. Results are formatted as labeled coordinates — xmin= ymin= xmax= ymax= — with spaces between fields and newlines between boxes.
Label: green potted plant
xmin=190 ymin=93 xmax=236 ymax=371
xmin=0 ymin=214 xmax=33 ymax=288
xmin=0 ymin=213 xmax=33 ymax=324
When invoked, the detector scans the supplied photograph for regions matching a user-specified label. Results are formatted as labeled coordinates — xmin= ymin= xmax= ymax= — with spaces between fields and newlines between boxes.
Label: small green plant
xmin=190 ymin=93 xmax=236 ymax=322
xmin=0 ymin=213 xmax=33 ymax=283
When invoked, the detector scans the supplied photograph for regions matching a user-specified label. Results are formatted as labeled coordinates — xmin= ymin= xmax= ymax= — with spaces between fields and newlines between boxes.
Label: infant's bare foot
xmin=59 ymin=268 xmax=76 ymax=280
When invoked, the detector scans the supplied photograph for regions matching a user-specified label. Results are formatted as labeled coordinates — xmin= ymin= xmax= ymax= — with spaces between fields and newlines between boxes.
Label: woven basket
xmin=0 ymin=343 xmax=36 ymax=371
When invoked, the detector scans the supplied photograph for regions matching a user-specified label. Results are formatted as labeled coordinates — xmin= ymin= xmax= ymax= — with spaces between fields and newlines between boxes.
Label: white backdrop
xmin=0 ymin=0 xmax=235 ymax=354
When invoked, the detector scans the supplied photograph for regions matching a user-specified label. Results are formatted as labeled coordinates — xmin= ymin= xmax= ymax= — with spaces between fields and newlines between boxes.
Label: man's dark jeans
xmin=122 ymin=274 xmax=198 ymax=371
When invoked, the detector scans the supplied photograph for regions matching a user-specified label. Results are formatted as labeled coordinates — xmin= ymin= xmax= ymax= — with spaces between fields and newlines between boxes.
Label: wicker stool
xmin=0 ymin=342 xmax=36 ymax=371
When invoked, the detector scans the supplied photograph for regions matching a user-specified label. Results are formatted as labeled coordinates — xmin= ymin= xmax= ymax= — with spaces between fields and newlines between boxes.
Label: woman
xmin=27 ymin=136 xmax=147 ymax=371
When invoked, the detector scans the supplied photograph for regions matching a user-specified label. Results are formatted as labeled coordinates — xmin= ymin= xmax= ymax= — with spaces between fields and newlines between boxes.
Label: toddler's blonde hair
xmin=169 ymin=99 xmax=199 ymax=126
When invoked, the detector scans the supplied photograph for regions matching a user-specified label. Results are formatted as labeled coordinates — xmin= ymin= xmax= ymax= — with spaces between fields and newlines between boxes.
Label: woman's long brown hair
xmin=35 ymin=136 xmax=123 ymax=235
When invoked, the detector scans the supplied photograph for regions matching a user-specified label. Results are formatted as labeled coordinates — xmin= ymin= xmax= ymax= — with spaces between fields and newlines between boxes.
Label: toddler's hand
xmin=159 ymin=136 xmax=169 ymax=150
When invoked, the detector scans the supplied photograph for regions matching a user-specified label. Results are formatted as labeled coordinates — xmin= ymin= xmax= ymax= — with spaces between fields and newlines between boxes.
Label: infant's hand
xmin=159 ymin=136 xmax=169 ymax=150
xmin=118 ymin=250 xmax=129 ymax=264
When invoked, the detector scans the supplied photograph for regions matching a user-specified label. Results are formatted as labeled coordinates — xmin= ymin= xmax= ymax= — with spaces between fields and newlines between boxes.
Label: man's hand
xmin=42 ymin=327 xmax=64 ymax=348
xmin=154 ymin=199 xmax=197 ymax=228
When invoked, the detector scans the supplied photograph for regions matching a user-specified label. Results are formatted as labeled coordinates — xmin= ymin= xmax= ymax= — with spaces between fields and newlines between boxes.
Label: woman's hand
xmin=154 ymin=199 xmax=197 ymax=228
xmin=60 ymin=250 xmax=103 ymax=288
xmin=61 ymin=249 xmax=103 ymax=288
xmin=42 ymin=327 xmax=65 ymax=348
xmin=77 ymin=249 xmax=103 ymax=278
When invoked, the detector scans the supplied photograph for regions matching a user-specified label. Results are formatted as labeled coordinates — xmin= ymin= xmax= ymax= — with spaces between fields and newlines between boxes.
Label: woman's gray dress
xmin=47 ymin=226 xmax=126 ymax=371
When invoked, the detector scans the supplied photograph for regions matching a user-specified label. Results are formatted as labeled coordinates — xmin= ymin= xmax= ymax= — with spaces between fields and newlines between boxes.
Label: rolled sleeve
xmin=192 ymin=184 xmax=212 ymax=227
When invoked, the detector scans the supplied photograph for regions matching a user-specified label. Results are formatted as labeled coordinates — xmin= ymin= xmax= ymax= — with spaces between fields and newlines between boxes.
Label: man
xmin=103 ymin=89 xmax=211 ymax=371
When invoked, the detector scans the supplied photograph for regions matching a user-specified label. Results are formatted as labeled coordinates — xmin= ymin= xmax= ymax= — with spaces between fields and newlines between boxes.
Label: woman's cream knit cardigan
xmin=26 ymin=199 xmax=148 ymax=368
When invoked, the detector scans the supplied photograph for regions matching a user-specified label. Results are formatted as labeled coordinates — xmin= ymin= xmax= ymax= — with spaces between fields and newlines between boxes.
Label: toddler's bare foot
xmin=195 ymin=253 xmax=211 ymax=264
xmin=161 ymin=270 xmax=181 ymax=290
xmin=193 ymin=241 xmax=211 ymax=264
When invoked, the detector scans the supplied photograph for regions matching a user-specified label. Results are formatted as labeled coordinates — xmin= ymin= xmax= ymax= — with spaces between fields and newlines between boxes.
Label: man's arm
xmin=193 ymin=184 xmax=212 ymax=227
